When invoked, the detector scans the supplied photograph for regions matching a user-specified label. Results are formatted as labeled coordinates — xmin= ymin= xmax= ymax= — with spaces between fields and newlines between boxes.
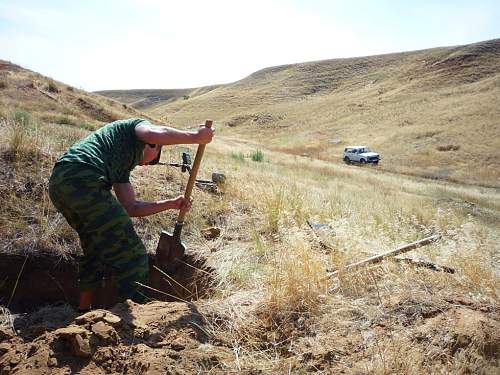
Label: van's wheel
xmin=360 ymin=159 xmax=366 ymax=164
xmin=373 ymin=161 xmax=379 ymax=165
xmin=344 ymin=157 xmax=350 ymax=164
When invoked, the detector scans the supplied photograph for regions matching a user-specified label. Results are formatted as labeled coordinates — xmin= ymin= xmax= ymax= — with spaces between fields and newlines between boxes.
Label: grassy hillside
xmin=96 ymin=85 xmax=221 ymax=110
xmin=1 ymin=51 xmax=499 ymax=373
xmin=0 ymin=60 xmax=155 ymax=130
xmin=101 ymin=39 xmax=500 ymax=187
xmin=94 ymin=88 xmax=194 ymax=110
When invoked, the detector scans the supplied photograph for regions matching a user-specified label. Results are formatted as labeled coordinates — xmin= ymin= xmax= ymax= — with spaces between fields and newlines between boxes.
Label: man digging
xmin=48 ymin=118 xmax=214 ymax=312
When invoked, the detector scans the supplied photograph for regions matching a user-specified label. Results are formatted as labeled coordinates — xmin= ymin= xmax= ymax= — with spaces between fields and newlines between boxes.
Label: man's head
xmin=139 ymin=143 xmax=162 ymax=165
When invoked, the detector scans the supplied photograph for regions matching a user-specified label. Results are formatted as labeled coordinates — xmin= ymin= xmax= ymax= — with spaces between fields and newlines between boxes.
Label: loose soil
xmin=0 ymin=300 xmax=234 ymax=374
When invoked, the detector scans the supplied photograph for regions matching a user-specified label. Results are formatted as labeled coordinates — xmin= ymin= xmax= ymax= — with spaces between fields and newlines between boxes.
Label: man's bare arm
xmin=135 ymin=123 xmax=213 ymax=145
xmin=113 ymin=183 xmax=191 ymax=217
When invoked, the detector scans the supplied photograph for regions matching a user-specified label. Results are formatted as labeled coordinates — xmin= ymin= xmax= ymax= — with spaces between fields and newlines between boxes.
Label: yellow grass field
xmin=102 ymin=39 xmax=500 ymax=187
xmin=1 ymin=39 xmax=499 ymax=373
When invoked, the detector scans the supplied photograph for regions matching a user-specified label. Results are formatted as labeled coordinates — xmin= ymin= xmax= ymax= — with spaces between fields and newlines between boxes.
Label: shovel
xmin=155 ymin=119 xmax=213 ymax=274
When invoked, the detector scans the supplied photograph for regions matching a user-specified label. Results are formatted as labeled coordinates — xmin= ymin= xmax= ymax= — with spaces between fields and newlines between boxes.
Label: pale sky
xmin=1 ymin=0 xmax=499 ymax=91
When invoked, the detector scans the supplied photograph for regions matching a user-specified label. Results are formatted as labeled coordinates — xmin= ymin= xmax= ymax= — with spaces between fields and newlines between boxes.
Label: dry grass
xmin=195 ymin=138 xmax=499 ymax=373
xmin=101 ymin=39 xmax=500 ymax=187
xmin=0 ymin=114 xmax=81 ymax=257
xmin=1 ymin=54 xmax=499 ymax=373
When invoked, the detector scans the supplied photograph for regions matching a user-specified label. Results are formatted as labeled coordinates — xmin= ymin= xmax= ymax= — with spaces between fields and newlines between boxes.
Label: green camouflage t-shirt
xmin=57 ymin=118 xmax=148 ymax=188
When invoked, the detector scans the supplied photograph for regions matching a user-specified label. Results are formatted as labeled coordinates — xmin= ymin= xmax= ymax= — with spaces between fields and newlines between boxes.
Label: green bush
xmin=11 ymin=109 xmax=34 ymax=128
xmin=6 ymin=109 xmax=39 ymax=160
xmin=57 ymin=116 xmax=76 ymax=125
xmin=251 ymin=149 xmax=264 ymax=162
xmin=183 ymin=95 xmax=190 ymax=100
xmin=79 ymin=122 xmax=96 ymax=131
xmin=231 ymin=151 xmax=245 ymax=162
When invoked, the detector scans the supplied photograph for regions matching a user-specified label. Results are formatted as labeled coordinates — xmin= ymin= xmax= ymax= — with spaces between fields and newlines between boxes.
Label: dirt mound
xmin=0 ymin=300 xmax=233 ymax=374
xmin=415 ymin=307 xmax=500 ymax=360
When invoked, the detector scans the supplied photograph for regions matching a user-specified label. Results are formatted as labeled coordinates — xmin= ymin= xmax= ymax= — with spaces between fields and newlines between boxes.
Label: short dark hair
xmin=148 ymin=144 xmax=162 ymax=165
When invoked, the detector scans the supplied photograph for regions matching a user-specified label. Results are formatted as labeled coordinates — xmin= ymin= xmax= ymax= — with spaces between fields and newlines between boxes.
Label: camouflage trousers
xmin=48 ymin=162 xmax=148 ymax=303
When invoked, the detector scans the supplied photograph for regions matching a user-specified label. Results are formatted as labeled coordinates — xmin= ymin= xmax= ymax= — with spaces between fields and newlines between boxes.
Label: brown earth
xmin=1 ymin=292 xmax=499 ymax=374
xmin=0 ymin=300 xmax=234 ymax=374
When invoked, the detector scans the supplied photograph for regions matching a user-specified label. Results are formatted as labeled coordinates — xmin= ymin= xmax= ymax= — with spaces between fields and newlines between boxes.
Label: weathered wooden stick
xmin=328 ymin=234 xmax=440 ymax=277
xmin=35 ymin=87 xmax=58 ymax=101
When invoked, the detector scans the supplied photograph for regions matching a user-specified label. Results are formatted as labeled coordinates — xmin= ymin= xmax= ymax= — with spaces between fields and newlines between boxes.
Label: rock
xmin=202 ymin=227 xmax=221 ymax=240
xmin=54 ymin=326 xmax=92 ymax=358
xmin=74 ymin=310 xmax=122 ymax=330
xmin=54 ymin=326 xmax=88 ymax=337
xmin=195 ymin=181 xmax=219 ymax=193
xmin=47 ymin=357 xmax=58 ymax=367
xmin=91 ymin=321 xmax=118 ymax=343
xmin=0 ymin=343 xmax=11 ymax=355
xmin=0 ymin=326 xmax=14 ymax=340
xmin=211 ymin=172 xmax=226 ymax=185
xmin=71 ymin=334 xmax=92 ymax=358
xmin=74 ymin=310 xmax=106 ymax=325
xmin=103 ymin=313 xmax=121 ymax=326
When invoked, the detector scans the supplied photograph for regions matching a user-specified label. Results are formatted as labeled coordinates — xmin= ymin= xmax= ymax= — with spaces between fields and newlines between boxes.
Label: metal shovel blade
xmin=156 ymin=229 xmax=186 ymax=275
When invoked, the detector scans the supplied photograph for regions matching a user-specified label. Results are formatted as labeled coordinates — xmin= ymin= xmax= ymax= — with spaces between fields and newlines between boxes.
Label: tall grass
xmin=4 ymin=110 xmax=42 ymax=162
xmin=264 ymin=234 xmax=328 ymax=315
xmin=251 ymin=149 xmax=264 ymax=162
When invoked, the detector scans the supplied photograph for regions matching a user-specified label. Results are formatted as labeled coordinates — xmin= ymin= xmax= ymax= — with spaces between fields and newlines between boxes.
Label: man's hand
xmin=169 ymin=195 xmax=193 ymax=211
xmin=114 ymin=183 xmax=193 ymax=217
xmin=195 ymin=125 xmax=214 ymax=144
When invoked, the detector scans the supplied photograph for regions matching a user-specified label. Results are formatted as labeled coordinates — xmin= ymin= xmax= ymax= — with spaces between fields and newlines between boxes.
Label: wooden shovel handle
xmin=176 ymin=119 xmax=212 ymax=223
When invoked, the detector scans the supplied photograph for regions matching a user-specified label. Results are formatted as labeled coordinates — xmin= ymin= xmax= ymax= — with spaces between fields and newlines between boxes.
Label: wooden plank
xmin=328 ymin=235 xmax=440 ymax=277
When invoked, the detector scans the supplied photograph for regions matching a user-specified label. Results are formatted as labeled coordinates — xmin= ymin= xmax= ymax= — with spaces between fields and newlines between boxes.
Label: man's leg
xmin=90 ymin=193 xmax=149 ymax=303
xmin=49 ymin=163 xmax=106 ymax=309
xmin=77 ymin=232 xmax=105 ymax=309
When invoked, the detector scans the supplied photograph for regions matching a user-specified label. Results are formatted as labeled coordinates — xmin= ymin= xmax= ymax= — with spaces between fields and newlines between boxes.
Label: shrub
xmin=250 ymin=149 xmax=264 ymax=162
xmin=46 ymin=80 xmax=59 ymax=93
xmin=437 ymin=144 xmax=460 ymax=152
xmin=11 ymin=109 xmax=34 ymax=128
xmin=56 ymin=116 xmax=77 ymax=126
xmin=0 ymin=80 xmax=7 ymax=89
xmin=78 ymin=122 xmax=96 ymax=131
xmin=183 ymin=95 xmax=190 ymax=100
xmin=4 ymin=110 xmax=40 ymax=161
xmin=231 ymin=151 xmax=245 ymax=162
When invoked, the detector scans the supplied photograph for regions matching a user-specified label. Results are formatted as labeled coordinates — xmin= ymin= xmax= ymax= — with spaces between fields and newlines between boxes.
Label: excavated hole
xmin=0 ymin=251 xmax=214 ymax=313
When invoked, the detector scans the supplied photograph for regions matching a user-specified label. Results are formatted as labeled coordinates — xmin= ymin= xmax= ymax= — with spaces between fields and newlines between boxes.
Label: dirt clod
xmin=202 ymin=226 xmax=221 ymax=240
xmin=54 ymin=326 xmax=92 ymax=358
xmin=0 ymin=299 xmax=234 ymax=374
